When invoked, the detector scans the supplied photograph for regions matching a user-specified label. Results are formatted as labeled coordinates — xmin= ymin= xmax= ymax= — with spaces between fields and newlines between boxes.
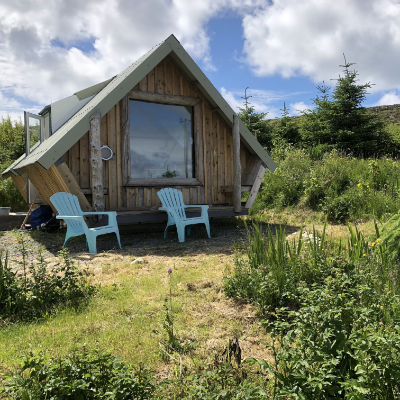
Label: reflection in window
xmin=129 ymin=100 xmax=194 ymax=179
xmin=28 ymin=117 xmax=41 ymax=152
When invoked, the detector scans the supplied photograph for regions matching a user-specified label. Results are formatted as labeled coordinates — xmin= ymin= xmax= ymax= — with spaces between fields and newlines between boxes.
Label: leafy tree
xmin=272 ymin=103 xmax=301 ymax=146
xmin=0 ymin=115 xmax=27 ymax=210
xmin=238 ymin=106 xmax=273 ymax=150
xmin=0 ymin=115 xmax=25 ymax=164
xmin=301 ymin=61 xmax=394 ymax=157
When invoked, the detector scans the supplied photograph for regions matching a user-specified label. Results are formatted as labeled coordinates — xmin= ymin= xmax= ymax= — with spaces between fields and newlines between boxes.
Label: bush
xmin=253 ymin=148 xmax=400 ymax=223
xmin=156 ymin=360 xmax=268 ymax=400
xmin=226 ymin=220 xmax=400 ymax=398
xmin=224 ymin=222 xmax=330 ymax=314
xmin=251 ymin=262 xmax=400 ymax=399
xmin=1 ymin=347 xmax=155 ymax=399
xmin=0 ymin=116 xmax=27 ymax=211
xmin=0 ymin=244 xmax=97 ymax=322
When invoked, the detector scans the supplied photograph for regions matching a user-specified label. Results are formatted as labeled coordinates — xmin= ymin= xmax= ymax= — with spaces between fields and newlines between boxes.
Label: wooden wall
xmin=62 ymin=55 xmax=253 ymax=210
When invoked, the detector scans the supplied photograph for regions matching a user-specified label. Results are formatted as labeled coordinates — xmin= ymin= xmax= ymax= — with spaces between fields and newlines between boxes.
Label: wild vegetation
xmin=0 ymin=232 xmax=97 ymax=322
xmin=239 ymin=62 xmax=400 ymax=224
xmin=2 ymin=60 xmax=400 ymax=398
xmin=0 ymin=116 xmax=26 ymax=211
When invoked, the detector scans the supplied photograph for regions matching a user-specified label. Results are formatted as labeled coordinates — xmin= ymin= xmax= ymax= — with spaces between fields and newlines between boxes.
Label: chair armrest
xmin=184 ymin=204 xmax=209 ymax=217
xmin=56 ymin=215 xmax=85 ymax=220
xmin=81 ymin=212 xmax=117 ymax=216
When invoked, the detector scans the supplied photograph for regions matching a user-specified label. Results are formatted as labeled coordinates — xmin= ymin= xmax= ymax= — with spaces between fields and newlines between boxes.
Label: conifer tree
xmin=301 ymin=60 xmax=394 ymax=156
xmin=238 ymin=105 xmax=273 ymax=150
xmin=272 ymin=103 xmax=301 ymax=145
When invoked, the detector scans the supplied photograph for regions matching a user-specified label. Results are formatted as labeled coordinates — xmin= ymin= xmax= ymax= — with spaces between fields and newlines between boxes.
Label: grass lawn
xmin=0 ymin=221 xmax=272 ymax=380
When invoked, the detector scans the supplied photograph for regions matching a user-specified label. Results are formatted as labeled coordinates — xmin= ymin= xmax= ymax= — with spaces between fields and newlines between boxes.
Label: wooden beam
xmin=81 ymin=188 xmax=109 ymax=195
xmin=241 ymin=155 xmax=263 ymax=186
xmin=56 ymin=162 xmax=92 ymax=212
xmin=194 ymin=102 xmax=204 ymax=185
xmin=245 ymin=163 xmax=267 ymax=209
xmin=221 ymin=186 xmax=252 ymax=193
xmin=232 ymin=114 xmax=241 ymax=213
xmin=125 ymin=178 xmax=202 ymax=187
xmin=89 ymin=109 xmax=104 ymax=213
xmin=129 ymin=90 xmax=200 ymax=106
xmin=121 ymin=94 xmax=130 ymax=190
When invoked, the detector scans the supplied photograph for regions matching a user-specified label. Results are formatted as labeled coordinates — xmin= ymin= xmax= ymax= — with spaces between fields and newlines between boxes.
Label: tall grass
xmin=224 ymin=217 xmax=398 ymax=314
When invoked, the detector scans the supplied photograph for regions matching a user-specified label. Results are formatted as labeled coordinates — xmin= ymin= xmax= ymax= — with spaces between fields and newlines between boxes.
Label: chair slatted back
xmin=50 ymin=192 xmax=85 ymax=234
xmin=157 ymin=188 xmax=186 ymax=220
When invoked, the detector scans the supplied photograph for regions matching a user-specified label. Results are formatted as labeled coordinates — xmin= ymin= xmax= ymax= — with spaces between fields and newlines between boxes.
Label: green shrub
xmin=250 ymin=261 xmax=400 ymax=399
xmin=157 ymin=362 xmax=268 ymax=400
xmin=224 ymin=222 xmax=329 ymax=314
xmin=252 ymin=148 xmax=311 ymax=214
xmin=253 ymin=148 xmax=400 ymax=223
xmin=1 ymin=347 xmax=155 ymax=399
xmin=0 ymin=246 xmax=97 ymax=322
xmin=0 ymin=116 xmax=27 ymax=211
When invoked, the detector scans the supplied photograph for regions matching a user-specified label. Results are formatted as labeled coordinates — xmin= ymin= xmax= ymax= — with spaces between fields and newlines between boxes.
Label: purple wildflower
xmin=168 ymin=269 xmax=172 ymax=274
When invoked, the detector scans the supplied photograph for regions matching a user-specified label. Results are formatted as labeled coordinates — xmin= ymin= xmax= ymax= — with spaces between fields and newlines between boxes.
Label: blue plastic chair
xmin=157 ymin=188 xmax=211 ymax=242
xmin=50 ymin=192 xmax=122 ymax=254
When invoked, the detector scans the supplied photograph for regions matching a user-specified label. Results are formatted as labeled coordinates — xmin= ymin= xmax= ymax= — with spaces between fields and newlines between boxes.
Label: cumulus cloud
xmin=375 ymin=91 xmax=400 ymax=106
xmin=220 ymin=87 xmax=281 ymax=118
xmin=290 ymin=102 xmax=312 ymax=116
xmin=0 ymin=0 xmax=263 ymax=114
xmin=242 ymin=0 xmax=400 ymax=92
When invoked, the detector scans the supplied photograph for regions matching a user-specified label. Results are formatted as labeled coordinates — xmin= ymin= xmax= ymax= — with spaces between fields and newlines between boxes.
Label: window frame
xmin=123 ymin=90 xmax=204 ymax=187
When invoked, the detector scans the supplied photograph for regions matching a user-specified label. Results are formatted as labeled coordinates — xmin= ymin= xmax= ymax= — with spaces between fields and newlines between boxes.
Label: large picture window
xmin=129 ymin=100 xmax=194 ymax=180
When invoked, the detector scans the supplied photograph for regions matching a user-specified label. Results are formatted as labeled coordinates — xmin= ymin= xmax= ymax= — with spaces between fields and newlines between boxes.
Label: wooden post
xmin=89 ymin=110 xmax=104 ymax=213
xmin=232 ymin=114 xmax=241 ymax=213
xmin=121 ymin=94 xmax=130 ymax=207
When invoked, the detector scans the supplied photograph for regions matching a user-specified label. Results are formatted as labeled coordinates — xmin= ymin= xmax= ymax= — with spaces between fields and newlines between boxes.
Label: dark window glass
xmin=129 ymin=100 xmax=194 ymax=179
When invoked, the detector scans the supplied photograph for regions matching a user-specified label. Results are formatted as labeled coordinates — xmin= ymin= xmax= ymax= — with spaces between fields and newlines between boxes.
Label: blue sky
xmin=1 ymin=0 xmax=400 ymax=122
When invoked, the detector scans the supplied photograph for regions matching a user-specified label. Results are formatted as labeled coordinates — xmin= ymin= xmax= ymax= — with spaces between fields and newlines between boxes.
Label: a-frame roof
xmin=5 ymin=34 xmax=277 ymax=176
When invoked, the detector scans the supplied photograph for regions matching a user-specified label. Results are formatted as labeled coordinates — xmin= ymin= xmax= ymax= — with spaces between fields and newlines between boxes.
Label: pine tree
xmin=238 ymin=106 xmax=273 ymax=150
xmin=301 ymin=61 xmax=394 ymax=157
xmin=272 ymin=103 xmax=301 ymax=145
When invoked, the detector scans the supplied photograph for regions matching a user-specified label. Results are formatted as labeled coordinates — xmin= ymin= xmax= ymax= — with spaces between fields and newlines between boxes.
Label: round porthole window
xmin=101 ymin=145 xmax=113 ymax=161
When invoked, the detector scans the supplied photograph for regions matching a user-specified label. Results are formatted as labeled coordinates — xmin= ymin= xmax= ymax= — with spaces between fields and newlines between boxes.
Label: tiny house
xmin=2 ymin=35 xmax=277 ymax=224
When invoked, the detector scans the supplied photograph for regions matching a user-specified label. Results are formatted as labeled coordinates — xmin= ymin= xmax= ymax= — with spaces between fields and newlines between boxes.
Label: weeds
xmin=226 ymin=218 xmax=400 ymax=398
xmin=254 ymin=149 xmax=400 ymax=223
xmin=0 ymin=242 xmax=97 ymax=322
xmin=1 ymin=346 xmax=155 ymax=399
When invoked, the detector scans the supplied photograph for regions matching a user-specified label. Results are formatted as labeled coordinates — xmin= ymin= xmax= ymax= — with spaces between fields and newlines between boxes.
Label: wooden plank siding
xmin=62 ymin=55 xmax=253 ymax=211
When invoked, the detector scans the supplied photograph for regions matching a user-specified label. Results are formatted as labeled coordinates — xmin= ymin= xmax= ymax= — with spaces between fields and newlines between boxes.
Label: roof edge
xmin=165 ymin=36 xmax=277 ymax=172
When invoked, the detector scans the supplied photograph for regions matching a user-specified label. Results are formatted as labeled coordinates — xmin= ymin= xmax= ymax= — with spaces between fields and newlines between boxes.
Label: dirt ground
xmin=0 ymin=219 xmax=300 ymax=274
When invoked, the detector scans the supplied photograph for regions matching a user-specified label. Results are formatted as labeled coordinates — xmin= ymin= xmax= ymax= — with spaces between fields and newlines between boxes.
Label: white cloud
xmin=290 ymin=102 xmax=312 ymax=116
xmin=375 ymin=91 xmax=400 ymax=106
xmin=0 ymin=0 xmax=263 ymax=116
xmin=242 ymin=0 xmax=400 ymax=93
xmin=220 ymin=87 xmax=281 ymax=118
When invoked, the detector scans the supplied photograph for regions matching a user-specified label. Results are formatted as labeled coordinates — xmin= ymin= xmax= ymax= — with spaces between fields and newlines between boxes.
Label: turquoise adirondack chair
xmin=50 ymin=192 xmax=122 ymax=254
xmin=157 ymin=188 xmax=211 ymax=242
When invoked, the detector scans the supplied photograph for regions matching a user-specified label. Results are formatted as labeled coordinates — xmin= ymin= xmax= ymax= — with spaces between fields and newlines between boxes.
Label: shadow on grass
xmin=21 ymin=219 xmax=301 ymax=258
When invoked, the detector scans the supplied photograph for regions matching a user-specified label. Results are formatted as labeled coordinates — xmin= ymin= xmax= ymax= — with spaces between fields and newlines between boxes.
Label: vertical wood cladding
xmin=63 ymin=56 xmax=253 ymax=210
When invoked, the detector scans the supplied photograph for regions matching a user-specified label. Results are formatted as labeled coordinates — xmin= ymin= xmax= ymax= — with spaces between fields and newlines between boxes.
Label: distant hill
xmin=366 ymin=104 xmax=400 ymax=124
xmin=265 ymin=104 xmax=400 ymax=125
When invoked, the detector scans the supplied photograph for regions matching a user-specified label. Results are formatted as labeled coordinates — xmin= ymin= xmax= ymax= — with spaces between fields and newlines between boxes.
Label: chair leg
xmin=177 ymin=225 xmax=185 ymax=242
xmin=204 ymin=220 xmax=211 ymax=238
xmin=164 ymin=224 xmax=170 ymax=239
xmin=63 ymin=231 xmax=72 ymax=248
xmin=186 ymin=226 xmax=191 ymax=236
xmin=115 ymin=230 xmax=122 ymax=249
xmin=87 ymin=234 xmax=97 ymax=254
